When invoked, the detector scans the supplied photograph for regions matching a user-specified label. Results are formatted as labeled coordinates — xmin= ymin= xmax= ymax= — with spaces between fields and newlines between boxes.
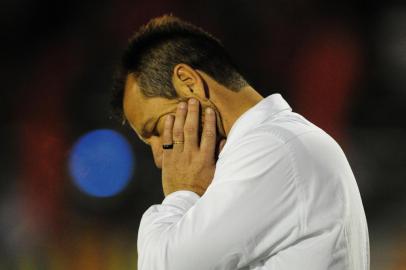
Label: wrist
xmin=164 ymin=183 xmax=206 ymax=197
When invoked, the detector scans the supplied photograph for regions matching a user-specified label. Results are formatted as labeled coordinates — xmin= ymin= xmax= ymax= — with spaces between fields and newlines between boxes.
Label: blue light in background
xmin=68 ymin=129 xmax=135 ymax=197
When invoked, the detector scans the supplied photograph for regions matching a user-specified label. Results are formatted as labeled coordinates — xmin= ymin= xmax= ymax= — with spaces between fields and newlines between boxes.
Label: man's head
xmin=112 ymin=14 xmax=250 ymax=168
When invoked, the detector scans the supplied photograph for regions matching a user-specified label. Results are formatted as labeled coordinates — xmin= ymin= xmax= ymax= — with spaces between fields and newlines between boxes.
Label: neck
xmin=211 ymin=85 xmax=264 ymax=138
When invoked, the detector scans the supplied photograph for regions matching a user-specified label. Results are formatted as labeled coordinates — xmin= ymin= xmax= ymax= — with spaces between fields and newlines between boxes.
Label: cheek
xmin=150 ymin=136 xmax=162 ymax=150
xmin=150 ymin=137 xmax=163 ymax=163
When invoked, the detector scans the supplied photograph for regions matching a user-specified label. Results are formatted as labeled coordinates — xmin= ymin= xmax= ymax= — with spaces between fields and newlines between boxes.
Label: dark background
xmin=1 ymin=0 xmax=405 ymax=269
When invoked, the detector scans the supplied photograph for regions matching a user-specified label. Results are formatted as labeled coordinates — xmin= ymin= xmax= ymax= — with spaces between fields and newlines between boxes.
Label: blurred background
xmin=1 ymin=0 xmax=405 ymax=269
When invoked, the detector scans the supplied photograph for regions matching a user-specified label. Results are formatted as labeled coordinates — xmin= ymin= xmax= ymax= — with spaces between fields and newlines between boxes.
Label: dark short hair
xmin=111 ymin=14 xmax=249 ymax=122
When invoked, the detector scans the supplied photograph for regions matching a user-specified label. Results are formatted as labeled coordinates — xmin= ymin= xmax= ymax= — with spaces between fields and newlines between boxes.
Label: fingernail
xmin=179 ymin=102 xmax=186 ymax=109
xmin=189 ymin=98 xmax=196 ymax=104
xmin=206 ymin=107 xmax=213 ymax=114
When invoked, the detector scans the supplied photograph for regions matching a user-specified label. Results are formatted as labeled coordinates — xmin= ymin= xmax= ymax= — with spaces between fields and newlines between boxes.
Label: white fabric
xmin=137 ymin=93 xmax=370 ymax=270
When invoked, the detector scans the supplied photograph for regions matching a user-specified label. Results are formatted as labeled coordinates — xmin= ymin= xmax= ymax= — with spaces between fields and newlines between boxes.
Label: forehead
xmin=123 ymin=75 xmax=178 ymax=140
xmin=123 ymin=75 xmax=148 ymax=131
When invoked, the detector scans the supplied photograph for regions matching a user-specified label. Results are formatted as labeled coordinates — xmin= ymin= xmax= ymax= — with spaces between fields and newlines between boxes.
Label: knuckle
xmin=201 ymin=154 xmax=213 ymax=163
xmin=205 ymin=115 xmax=215 ymax=123
xmin=173 ymin=129 xmax=183 ymax=138
xmin=204 ymin=118 xmax=215 ymax=127
xmin=197 ymin=156 xmax=213 ymax=167
xmin=184 ymin=125 xmax=195 ymax=134
xmin=204 ymin=129 xmax=215 ymax=138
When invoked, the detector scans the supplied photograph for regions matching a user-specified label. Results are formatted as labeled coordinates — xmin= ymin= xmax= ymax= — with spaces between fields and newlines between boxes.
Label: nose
xmin=150 ymin=138 xmax=163 ymax=169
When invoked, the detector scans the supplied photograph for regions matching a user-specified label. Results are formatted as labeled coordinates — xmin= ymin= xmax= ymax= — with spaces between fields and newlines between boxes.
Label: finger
xmin=173 ymin=101 xmax=187 ymax=152
xmin=219 ymin=139 xmax=226 ymax=151
xmin=200 ymin=107 xmax=216 ymax=159
xmin=162 ymin=114 xmax=174 ymax=147
xmin=183 ymin=98 xmax=199 ymax=152
xmin=219 ymin=139 xmax=226 ymax=152
xmin=215 ymin=138 xmax=226 ymax=160
xmin=162 ymin=115 xmax=174 ymax=168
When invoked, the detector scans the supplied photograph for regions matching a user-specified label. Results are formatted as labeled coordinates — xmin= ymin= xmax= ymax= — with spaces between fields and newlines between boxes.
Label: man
xmin=112 ymin=15 xmax=369 ymax=270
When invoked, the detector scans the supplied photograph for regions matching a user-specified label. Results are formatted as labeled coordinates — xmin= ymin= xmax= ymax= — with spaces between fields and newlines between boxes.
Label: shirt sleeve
xmin=137 ymin=130 xmax=302 ymax=270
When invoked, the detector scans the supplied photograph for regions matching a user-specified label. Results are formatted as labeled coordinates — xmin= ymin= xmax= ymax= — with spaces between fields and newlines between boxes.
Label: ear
xmin=172 ymin=63 xmax=208 ymax=101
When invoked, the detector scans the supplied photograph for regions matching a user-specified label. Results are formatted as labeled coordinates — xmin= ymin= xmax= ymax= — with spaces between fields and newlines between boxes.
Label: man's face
xmin=123 ymin=75 xmax=207 ymax=169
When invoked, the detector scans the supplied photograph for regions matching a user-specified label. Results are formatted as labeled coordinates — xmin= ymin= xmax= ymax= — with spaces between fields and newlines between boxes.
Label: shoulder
xmin=220 ymin=110 xmax=332 ymax=155
xmin=218 ymin=110 xmax=345 ymax=175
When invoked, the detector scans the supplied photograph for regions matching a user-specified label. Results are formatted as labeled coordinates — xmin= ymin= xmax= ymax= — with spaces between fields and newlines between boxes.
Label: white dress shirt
xmin=137 ymin=93 xmax=370 ymax=270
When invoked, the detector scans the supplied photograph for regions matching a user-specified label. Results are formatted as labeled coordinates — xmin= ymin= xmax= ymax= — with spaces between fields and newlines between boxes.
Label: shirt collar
xmin=224 ymin=93 xmax=292 ymax=145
